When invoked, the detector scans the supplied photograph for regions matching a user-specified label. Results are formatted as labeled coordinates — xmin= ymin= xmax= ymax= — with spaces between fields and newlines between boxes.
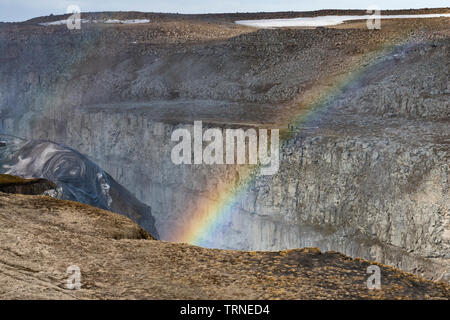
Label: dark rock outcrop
xmin=0 ymin=174 xmax=56 ymax=195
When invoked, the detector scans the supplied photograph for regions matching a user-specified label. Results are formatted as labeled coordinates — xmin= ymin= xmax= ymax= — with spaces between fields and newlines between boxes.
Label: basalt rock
xmin=0 ymin=174 xmax=56 ymax=195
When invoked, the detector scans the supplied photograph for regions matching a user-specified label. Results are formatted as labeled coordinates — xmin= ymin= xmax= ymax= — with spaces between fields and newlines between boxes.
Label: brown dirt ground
xmin=0 ymin=192 xmax=448 ymax=299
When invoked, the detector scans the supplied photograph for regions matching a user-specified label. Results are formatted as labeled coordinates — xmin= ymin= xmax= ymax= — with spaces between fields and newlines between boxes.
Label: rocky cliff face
xmin=0 ymin=13 xmax=448 ymax=281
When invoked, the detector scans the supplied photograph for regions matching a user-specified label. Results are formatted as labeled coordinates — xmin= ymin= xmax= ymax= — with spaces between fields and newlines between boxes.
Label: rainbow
xmin=16 ymin=22 xmax=419 ymax=247
xmin=174 ymin=35 xmax=411 ymax=247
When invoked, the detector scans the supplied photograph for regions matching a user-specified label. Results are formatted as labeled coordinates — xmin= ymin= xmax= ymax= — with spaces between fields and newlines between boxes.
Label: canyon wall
xmin=0 ymin=19 xmax=448 ymax=281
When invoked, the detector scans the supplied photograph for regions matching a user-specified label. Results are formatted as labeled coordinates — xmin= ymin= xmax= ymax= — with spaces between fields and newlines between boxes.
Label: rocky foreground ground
xmin=0 ymin=191 xmax=448 ymax=299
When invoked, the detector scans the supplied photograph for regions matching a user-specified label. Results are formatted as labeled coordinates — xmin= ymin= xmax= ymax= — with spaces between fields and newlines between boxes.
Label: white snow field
xmin=39 ymin=19 xmax=89 ymax=26
xmin=39 ymin=18 xmax=150 ymax=26
xmin=236 ymin=14 xmax=450 ymax=28
xmin=104 ymin=19 xmax=150 ymax=24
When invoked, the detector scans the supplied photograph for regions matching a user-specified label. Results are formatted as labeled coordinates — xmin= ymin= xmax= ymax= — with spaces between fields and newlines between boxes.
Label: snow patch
xmin=39 ymin=19 xmax=89 ymax=26
xmin=39 ymin=18 xmax=150 ymax=26
xmin=236 ymin=14 xmax=450 ymax=28
xmin=104 ymin=19 xmax=150 ymax=24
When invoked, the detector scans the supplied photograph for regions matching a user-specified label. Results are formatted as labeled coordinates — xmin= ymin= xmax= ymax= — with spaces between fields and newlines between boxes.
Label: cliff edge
xmin=0 ymin=191 xmax=448 ymax=299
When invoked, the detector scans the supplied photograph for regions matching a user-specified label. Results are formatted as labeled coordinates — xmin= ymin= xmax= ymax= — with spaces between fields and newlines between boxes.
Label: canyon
xmin=0 ymin=9 xmax=448 ymax=283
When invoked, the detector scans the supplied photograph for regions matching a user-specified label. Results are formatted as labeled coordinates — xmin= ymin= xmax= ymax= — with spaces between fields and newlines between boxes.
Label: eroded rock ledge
xmin=0 ymin=174 xmax=56 ymax=195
